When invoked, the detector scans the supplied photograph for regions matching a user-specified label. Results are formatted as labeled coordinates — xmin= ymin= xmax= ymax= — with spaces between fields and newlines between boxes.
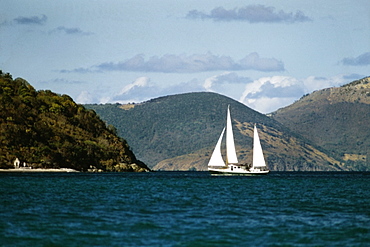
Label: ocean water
xmin=1 ymin=172 xmax=369 ymax=247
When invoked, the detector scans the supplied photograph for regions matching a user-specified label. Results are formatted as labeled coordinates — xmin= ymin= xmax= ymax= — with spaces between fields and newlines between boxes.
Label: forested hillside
xmin=86 ymin=92 xmax=345 ymax=171
xmin=0 ymin=71 xmax=149 ymax=172
xmin=271 ymin=76 xmax=370 ymax=170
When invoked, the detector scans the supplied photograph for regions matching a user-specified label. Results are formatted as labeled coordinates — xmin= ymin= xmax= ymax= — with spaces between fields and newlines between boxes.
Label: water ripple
xmin=1 ymin=172 xmax=370 ymax=246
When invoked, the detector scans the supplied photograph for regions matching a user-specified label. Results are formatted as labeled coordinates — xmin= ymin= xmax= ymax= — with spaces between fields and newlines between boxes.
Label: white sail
xmin=208 ymin=127 xmax=226 ymax=167
xmin=208 ymin=109 xmax=269 ymax=175
xmin=226 ymin=105 xmax=238 ymax=164
xmin=252 ymin=124 xmax=266 ymax=168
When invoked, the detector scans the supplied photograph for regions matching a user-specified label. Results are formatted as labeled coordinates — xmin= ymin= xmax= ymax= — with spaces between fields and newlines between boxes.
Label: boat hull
xmin=208 ymin=166 xmax=269 ymax=175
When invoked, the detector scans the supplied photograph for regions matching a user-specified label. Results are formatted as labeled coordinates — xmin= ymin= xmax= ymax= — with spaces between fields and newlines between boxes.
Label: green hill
xmin=271 ymin=76 xmax=370 ymax=170
xmin=86 ymin=92 xmax=345 ymax=171
xmin=0 ymin=71 xmax=149 ymax=172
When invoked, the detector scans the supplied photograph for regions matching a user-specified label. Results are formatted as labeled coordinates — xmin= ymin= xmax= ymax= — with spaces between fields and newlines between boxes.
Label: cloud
xmin=204 ymin=72 xmax=251 ymax=91
xmin=64 ymin=52 xmax=284 ymax=73
xmin=203 ymin=72 xmax=252 ymax=100
xmin=77 ymin=76 xmax=206 ymax=105
xmin=0 ymin=20 xmax=10 ymax=27
xmin=117 ymin=77 xmax=149 ymax=95
xmin=59 ymin=67 xmax=93 ymax=74
xmin=302 ymin=75 xmax=348 ymax=92
xmin=110 ymin=77 xmax=157 ymax=103
xmin=239 ymin=53 xmax=284 ymax=71
xmin=239 ymin=75 xmax=351 ymax=113
xmin=341 ymin=52 xmax=370 ymax=66
xmin=186 ymin=5 xmax=312 ymax=23
xmin=49 ymin=26 xmax=93 ymax=36
xmin=239 ymin=76 xmax=307 ymax=113
xmin=110 ymin=77 xmax=207 ymax=104
xmin=13 ymin=15 xmax=47 ymax=25
xmin=76 ymin=91 xmax=96 ymax=104
xmin=343 ymin=73 xmax=367 ymax=80
xmin=39 ymin=78 xmax=86 ymax=86
xmin=161 ymin=78 xmax=205 ymax=95
xmin=240 ymin=76 xmax=303 ymax=100
xmin=53 ymin=78 xmax=85 ymax=84
xmin=74 ymin=72 xmax=358 ymax=114
xmin=97 ymin=74 xmax=315 ymax=113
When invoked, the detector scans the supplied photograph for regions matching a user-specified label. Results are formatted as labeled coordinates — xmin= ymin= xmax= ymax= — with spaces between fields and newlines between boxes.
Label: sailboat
xmin=208 ymin=106 xmax=269 ymax=175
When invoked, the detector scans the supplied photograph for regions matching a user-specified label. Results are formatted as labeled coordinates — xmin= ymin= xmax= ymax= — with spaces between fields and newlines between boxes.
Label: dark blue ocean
xmin=1 ymin=172 xmax=370 ymax=246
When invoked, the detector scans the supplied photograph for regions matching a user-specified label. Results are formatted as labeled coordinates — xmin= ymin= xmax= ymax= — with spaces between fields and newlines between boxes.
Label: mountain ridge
xmin=271 ymin=76 xmax=370 ymax=170
xmin=86 ymin=92 xmax=344 ymax=171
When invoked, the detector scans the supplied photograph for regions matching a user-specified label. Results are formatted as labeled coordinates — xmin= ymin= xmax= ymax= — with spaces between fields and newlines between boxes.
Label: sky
xmin=1 ymin=0 xmax=369 ymax=113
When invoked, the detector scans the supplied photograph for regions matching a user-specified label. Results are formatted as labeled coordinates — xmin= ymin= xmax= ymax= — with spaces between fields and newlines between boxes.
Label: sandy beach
xmin=0 ymin=168 xmax=79 ymax=172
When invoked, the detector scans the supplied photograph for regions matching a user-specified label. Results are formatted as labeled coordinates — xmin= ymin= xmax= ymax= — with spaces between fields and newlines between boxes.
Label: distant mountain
xmin=0 ymin=71 xmax=149 ymax=172
xmin=271 ymin=76 xmax=370 ymax=170
xmin=86 ymin=92 xmax=345 ymax=171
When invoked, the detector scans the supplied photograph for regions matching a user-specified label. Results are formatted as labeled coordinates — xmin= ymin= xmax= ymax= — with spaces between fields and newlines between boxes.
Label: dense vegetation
xmin=86 ymin=92 xmax=344 ymax=171
xmin=0 ymin=71 xmax=149 ymax=172
xmin=272 ymin=76 xmax=370 ymax=170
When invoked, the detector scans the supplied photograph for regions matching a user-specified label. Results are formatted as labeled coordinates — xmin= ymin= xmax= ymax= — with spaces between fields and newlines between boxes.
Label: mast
xmin=252 ymin=124 xmax=266 ymax=168
xmin=226 ymin=105 xmax=238 ymax=164
xmin=208 ymin=128 xmax=226 ymax=167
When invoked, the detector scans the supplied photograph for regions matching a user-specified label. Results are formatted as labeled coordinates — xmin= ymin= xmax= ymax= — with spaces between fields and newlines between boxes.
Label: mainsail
xmin=252 ymin=124 xmax=266 ymax=168
xmin=226 ymin=105 xmax=238 ymax=164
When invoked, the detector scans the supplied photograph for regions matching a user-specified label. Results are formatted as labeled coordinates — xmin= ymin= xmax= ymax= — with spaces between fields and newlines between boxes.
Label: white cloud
xmin=118 ymin=77 xmax=149 ymax=95
xmin=204 ymin=73 xmax=227 ymax=91
xmin=204 ymin=72 xmax=251 ymax=91
xmin=62 ymin=52 xmax=284 ymax=74
xmin=75 ymin=73 xmax=359 ymax=114
xmin=99 ymin=97 xmax=111 ymax=104
xmin=107 ymin=76 xmax=203 ymax=104
xmin=240 ymin=76 xmax=302 ymax=99
xmin=239 ymin=75 xmax=352 ymax=113
xmin=106 ymin=77 xmax=152 ymax=104
xmin=203 ymin=72 xmax=252 ymax=99
xmin=76 ymin=91 xmax=95 ymax=104
xmin=247 ymin=97 xmax=298 ymax=114
xmin=303 ymin=75 xmax=346 ymax=92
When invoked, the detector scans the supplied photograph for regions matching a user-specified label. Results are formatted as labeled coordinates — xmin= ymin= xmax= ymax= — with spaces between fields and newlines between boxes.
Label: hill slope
xmin=0 ymin=71 xmax=149 ymax=172
xmin=86 ymin=92 xmax=345 ymax=171
xmin=271 ymin=76 xmax=370 ymax=170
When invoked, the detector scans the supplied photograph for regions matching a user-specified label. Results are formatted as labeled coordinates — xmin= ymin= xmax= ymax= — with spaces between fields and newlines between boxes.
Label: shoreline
xmin=0 ymin=168 xmax=79 ymax=173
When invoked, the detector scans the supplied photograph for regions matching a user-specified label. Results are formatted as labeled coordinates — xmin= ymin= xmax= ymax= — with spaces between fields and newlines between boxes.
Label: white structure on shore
xmin=13 ymin=158 xmax=20 ymax=168
xmin=13 ymin=158 xmax=31 ymax=169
